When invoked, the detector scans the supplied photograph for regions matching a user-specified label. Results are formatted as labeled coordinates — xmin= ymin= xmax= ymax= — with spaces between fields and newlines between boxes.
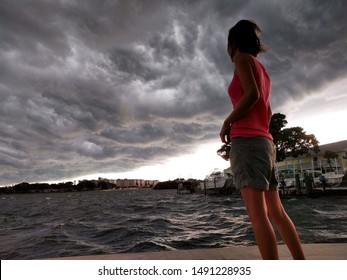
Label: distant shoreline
xmin=2 ymin=181 xmax=347 ymax=198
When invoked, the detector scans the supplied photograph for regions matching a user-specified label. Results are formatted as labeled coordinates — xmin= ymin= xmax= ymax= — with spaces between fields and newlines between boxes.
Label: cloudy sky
xmin=1 ymin=0 xmax=347 ymax=186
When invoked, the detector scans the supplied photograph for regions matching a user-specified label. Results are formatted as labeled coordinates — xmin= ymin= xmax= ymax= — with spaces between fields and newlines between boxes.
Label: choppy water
xmin=1 ymin=189 xmax=347 ymax=259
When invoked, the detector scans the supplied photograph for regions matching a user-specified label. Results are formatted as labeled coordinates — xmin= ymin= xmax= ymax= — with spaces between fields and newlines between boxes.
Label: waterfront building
xmin=115 ymin=179 xmax=159 ymax=188
xmin=276 ymin=140 xmax=347 ymax=174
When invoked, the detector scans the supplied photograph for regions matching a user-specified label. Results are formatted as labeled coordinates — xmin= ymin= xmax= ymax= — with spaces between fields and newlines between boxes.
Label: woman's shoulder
xmin=233 ymin=52 xmax=256 ymax=69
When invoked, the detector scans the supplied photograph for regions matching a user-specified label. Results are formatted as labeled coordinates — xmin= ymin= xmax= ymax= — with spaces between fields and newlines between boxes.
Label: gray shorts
xmin=229 ymin=137 xmax=278 ymax=191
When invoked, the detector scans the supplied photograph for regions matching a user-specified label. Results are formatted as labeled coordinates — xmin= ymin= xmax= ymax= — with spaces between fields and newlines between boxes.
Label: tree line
xmin=0 ymin=180 xmax=118 ymax=194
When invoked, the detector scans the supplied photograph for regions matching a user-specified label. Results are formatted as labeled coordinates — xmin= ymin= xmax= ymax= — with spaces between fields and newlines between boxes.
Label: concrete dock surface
xmin=53 ymin=243 xmax=347 ymax=260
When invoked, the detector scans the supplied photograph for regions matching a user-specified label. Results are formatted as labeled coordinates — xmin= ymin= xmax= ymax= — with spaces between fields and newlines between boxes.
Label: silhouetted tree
xmin=270 ymin=113 xmax=319 ymax=162
xmin=76 ymin=180 xmax=97 ymax=191
xmin=13 ymin=182 xmax=30 ymax=193
xmin=269 ymin=113 xmax=287 ymax=141
xmin=98 ymin=180 xmax=108 ymax=190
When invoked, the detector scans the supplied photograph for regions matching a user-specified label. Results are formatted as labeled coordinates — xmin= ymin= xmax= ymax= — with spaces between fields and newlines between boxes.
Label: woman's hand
xmin=219 ymin=122 xmax=231 ymax=143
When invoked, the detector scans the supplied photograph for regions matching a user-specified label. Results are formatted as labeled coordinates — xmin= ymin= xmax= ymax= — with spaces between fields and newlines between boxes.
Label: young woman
xmin=219 ymin=20 xmax=305 ymax=260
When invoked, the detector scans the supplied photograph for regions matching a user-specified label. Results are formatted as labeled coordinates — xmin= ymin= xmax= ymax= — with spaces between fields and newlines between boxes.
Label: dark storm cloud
xmin=1 ymin=0 xmax=346 ymax=185
xmin=257 ymin=0 xmax=347 ymax=106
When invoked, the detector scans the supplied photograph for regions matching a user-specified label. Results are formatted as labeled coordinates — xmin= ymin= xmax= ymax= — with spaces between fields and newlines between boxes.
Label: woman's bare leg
xmin=240 ymin=187 xmax=279 ymax=259
xmin=265 ymin=191 xmax=306 ymax=259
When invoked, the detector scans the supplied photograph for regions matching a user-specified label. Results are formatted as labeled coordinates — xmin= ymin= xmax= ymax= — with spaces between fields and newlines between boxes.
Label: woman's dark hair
xmin=228 ymin=20 xmax=265 ymax=56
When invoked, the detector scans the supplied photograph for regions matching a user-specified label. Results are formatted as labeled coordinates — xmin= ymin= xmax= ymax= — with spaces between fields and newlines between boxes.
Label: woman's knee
xmin=267 ymin=207 xmax=286 ymax=224
xmin=265 ymin=192 xmax=284 ymax=220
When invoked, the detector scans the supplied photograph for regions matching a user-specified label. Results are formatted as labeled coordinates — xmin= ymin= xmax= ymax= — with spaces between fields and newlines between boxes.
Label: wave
xmin=1 ymin=190 xmax=347 ymax=259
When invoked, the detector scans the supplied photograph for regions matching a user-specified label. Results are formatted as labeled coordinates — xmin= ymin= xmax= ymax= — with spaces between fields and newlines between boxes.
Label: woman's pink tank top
xmin=228 ymin=54 xmax=273 ymax=140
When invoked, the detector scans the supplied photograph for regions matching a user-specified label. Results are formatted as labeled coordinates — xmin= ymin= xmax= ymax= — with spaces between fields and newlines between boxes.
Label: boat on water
xmin=177 ymin=181 xmax=195 ymax=194
xmin=277 ymin=168 xmax=299 ymax=191
xmin=322 ymin=172 xmax=345 ymax=185
xmin=197 ymin=169 xmax=235 ymax=195
xmin=296 ymin=170 xmax=344 ymax=187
